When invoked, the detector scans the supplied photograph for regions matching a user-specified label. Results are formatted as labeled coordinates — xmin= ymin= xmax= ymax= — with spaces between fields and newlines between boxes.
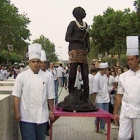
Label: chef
xmin=40 ymin=49 xmax=55 ymax=136
xmin=88 ymin=68 xmax=97 ymax=104
xmin=93 ymin=62 xmax=110 ymax=134
xmin=114 ymin=36 xmax=140 ymax=140
xmin=12 ymin=43 xmax=55 ymax=140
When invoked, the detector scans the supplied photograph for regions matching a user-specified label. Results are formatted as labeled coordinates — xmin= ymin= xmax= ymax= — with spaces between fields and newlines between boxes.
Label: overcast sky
xmin=10 ymin=0 xmax=135 ymax=60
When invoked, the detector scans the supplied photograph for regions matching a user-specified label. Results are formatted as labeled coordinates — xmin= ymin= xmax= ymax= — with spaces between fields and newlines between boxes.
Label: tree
xmin=90 ymin=6 xmax=140 ymax=66
xmin=0 ymin=0 xmax=30 ymax=64
xmin=33 ymin=35 xmax=58 ymax=62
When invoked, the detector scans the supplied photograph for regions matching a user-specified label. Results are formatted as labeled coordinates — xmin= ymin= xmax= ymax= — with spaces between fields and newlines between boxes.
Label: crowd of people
xmin=0 ymin=58 xmax=137 ymax=139
xmin=0 ymin=64 xmax=25 ymax=80
xmin=0 ymin=37 xmax=139 ymax=140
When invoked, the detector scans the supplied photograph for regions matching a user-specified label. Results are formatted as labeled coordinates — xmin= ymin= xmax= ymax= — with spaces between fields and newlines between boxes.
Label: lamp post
xmin=7 ymin=44 xmax=13 ymax=65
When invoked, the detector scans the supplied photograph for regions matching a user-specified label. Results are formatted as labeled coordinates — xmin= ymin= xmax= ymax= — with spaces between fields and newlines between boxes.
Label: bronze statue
xmin=57 ymin=7 xmax=98 ymax=112
xmin=65 ymin=7 xmax=90 ymax=98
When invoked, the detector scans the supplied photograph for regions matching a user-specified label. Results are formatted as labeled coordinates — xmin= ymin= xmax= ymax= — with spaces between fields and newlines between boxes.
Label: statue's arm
xmin=65 ymin=21 xmax=82 ymax=43
xmin=86 ymin=32 xmax=90 ymax=53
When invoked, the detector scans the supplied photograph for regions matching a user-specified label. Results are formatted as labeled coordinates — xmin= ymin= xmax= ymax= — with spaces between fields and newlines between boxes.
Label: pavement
xmin=46 ymin=88 xmax=118 ymax=140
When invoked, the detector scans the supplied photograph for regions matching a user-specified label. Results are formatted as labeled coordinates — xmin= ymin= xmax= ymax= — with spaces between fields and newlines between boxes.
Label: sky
xmin=10 ymin=0 xmax=135 ymax=60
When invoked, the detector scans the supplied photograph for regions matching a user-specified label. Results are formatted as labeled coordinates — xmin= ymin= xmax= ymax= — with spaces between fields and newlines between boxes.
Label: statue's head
xmin=72 ymin=7 xmax=86 ymax=19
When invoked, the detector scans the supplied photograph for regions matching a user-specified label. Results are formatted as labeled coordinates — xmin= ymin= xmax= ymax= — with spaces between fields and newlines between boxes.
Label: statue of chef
xmin=114 ymin=36 xmax=140 ymax=140
xmin=12 ymin=43 xmax=55 ymax=140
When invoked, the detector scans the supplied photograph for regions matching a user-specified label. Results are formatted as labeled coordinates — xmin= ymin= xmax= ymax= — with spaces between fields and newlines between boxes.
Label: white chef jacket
xmin=89 ymin=74 xmax=95 ymax=95
xmin=118 ymin=69 xmax=140 ymax=118
xmin=93 ymin=72 xmax=110 ymax=103
xmin=108 ymin=75 xmax=116 ymax=92
xmin=57 ymin=66 xmax=63 ymax=77
xmin=12 ymin=69 xmax=55 ymax=124
xmin=115 ymin=75 xmax=119 ymax=83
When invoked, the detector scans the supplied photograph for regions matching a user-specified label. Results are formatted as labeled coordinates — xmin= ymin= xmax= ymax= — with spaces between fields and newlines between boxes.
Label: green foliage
xmin=90 ymin=5 xmax=140 ymax=66
xmin=0 ymin=50 xmax=20 ymax=64
xmin=0 ymin=0 xmax=30 ymax=64
xmin=102 ymin=57 xmax=117 ymax=66
xmin=120 ymin=55 xmax=127 ymax=67
xmin=33 ymin=35 xmax=58 ymax=62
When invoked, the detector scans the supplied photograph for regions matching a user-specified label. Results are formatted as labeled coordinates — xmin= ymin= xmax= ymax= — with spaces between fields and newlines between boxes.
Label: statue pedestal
xmin=57 ymin=89 xmax=98 ymax=112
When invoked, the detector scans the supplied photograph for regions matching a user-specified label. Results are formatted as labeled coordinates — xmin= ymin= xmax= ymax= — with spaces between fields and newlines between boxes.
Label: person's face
xmin=91 ymin=72 xmax=96 ymax=76
xmin=123 ymin=67 xmax=128 ymax=72
xmin=111 ymin=72 xmax=115 ymax=77
xmin=115 ymin=67 xmax=118 ymax=72
xmin=90 ymin=64 xmax=95 ymax=69
xmin=29 ymin=59 xmax=40 ymax=73
xmin=78 ymin=68 xmax=81 ymax=72
xmin=127 ymin=56 xmax=139 ymax=70
xmin=40 ymin=61 xmax=47 ymax=71
xmin=100 ymin=68 xmax=106 ymax=74
xmin=103 ymin=68 xmax=107 ymax=74
xmin=117 ymin=69 xmax=122 ymax=75
xmin=50 ymin=63 xmax=54 ymax=69
xmin=106 ymin=69 xmax=110 ymax=76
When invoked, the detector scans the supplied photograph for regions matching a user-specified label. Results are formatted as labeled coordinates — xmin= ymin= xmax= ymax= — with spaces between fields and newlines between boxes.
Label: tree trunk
xmin=118 ymin=53 xmax=121 ymax=66
xmin=7 ymin=49 xmax=9 ymax=65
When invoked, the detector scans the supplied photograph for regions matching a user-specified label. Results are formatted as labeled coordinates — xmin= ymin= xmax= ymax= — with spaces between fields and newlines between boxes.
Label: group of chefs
xmin=12 ymin=36 xmax=140 ymax=140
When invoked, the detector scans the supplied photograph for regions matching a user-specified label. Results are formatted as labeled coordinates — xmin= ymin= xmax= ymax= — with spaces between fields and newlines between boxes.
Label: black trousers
xmin=68 ymin=63 xmax=89 ymax=98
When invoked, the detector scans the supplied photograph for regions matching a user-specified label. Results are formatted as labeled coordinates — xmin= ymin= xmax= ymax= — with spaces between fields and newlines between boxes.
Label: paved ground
xmin=46 ymin=88 xmax=118 ymax=140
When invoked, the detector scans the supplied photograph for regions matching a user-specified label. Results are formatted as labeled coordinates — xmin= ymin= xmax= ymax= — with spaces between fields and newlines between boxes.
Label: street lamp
xmin=7 ymin=44 xmax=13 ymax=65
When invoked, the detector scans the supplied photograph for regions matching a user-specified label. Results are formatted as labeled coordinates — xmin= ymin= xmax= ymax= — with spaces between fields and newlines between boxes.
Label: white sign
xmin=8 ymin=44 xmax=13 ymax=51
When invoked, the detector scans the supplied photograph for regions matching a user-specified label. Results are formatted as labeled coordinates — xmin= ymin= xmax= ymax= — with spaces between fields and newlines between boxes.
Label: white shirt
xmin=74 ymin=71 xmax=82 ymax=89
xmin=48 ymin=68 xmax=57 ymax=80
xmin=93 ymin=72 xmax=110 ymax=103
xmin=115 ymin=75 xmax=120 ymax=83
xmin=118 ymin=69 xmax=140 ymax=118
xmin=89 ymin=74 xmax=95 ymax=95
xmin=1 ymin=69 xmax=8 ymax=80
xmin=12 ymin=69 xmax=55 ymax=124
xmin=57 ymin=66 xmax=63 ymax=77
xmin=107 ymin=75 xmax=116 ymax=92
xmin=0 ymin=73 xmax=3 ymax=81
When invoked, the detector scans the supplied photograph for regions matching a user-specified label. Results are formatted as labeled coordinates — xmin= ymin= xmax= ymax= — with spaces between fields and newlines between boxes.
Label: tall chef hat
xmin=126 ymin=36 xmax=139 ymax=56
xmin=41 ymin=50 xmax=47 ymax=62
xmin=28 ymin=43 xmax=41 ymax=60
xmin=98 ymin=63 xmax=108 ymax=69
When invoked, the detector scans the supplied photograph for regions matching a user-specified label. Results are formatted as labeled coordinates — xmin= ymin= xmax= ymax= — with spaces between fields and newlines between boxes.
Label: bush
xmin=120 ymin=55 xmax=127 ymax=67
xmin=0 ymin=50 xmax=20 ymax=64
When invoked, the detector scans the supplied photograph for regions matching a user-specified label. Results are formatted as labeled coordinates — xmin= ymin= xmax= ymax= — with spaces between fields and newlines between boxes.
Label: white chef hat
xmin=28 ymin=43 xmax=41 ymax=60
xmin=98 ymin=63 xmax=108 ymax=69
xmin=126 ymin=36 xmax=139 ymax=56
xmin=41 ymin=50 xmax=47 ymax=62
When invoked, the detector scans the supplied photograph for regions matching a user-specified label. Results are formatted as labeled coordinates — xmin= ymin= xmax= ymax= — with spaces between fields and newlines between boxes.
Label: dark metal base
xmin=57 ymin=89 xmax=99 ymax=112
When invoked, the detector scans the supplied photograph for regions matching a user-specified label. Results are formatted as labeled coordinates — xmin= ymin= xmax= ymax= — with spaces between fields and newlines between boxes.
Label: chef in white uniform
xmin=114 ymin=36 xmax=140 ymax=140
xmin=88 ymin=68 xmax=97 ymax=104
xmin=93 ymin=63 xmax=110 ymax=134
xmin=12 ymin=43 xmax=55 ymax=140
